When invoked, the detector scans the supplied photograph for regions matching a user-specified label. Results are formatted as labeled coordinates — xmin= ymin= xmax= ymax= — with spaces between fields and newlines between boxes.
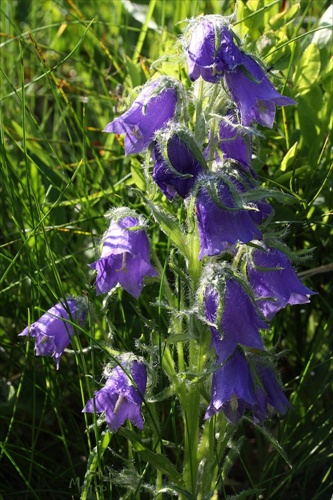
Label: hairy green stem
xmin=181 ymin=227 xmax=205 ymax=496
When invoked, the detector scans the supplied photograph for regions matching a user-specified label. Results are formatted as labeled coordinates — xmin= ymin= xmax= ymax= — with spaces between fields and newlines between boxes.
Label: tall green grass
xmin=1 ymin=0 xmax=332 ymax=498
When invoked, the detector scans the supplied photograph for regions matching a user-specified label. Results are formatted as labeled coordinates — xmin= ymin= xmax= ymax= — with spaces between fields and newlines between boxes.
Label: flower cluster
xmin=202 ymin=274 xmax=290 ymax=424
xmin=183 ymin=16 xmax=295 ymax=127
xmin=88 ymin=14 xmax=311 ymax=427
xmin=19 ymin=13 xmax=314 ymax=438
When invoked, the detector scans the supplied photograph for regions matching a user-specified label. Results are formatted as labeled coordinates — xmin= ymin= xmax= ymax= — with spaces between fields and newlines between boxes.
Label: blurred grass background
xmin=0 ymin=0 xmax=332 ymax=498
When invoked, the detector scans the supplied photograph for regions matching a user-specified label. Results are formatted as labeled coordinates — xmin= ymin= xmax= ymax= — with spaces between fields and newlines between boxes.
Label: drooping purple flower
xmin=204 ymin=349 xmax=257 ymax=424
xmin=218 ymin=111 xmax=253 ymax=169
xmin=204 ymin=349 xmax=290 ymax=424
xmin=224 ymin=53 xmax=296 ymax=128
xmin=185 ymin=18 xmax=243 ymax=83
xmin=247 ymin=244 xmax=315 ymax=320
xmin=83 ymin=358 xmax=147 ymax=432
xmin=195 ymin=176 xmax=263 ymax=259
xmin=89 ymin=214 xmax=157 ymax=298
xmin=251 ymin=364 xmax=291 ymax=423
xmin=18 ymin=298 xmax=86 ymax=369
xmin=152 ymin=133 xmax=206 ymax=200
xmin=204 ymin=279 xmax=267 ymax=362
xmin=104 ymin=78 xmax=178 ymax=155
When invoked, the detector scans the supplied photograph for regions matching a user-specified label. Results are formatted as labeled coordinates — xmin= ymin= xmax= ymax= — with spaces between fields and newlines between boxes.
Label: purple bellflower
xmin=247 ymin=244 xmax=315 ymax=320
xmin=104 ymin=78 xmax=178 ymax=155
xmin=224 ymin=53 xmax=296 ymax=128
xmin=89 ymin=213 xmax=157 ymax=298
xmin=83 ymin=357 xmax=147 ymax=432
xmin=185 ymin=18 xmax=243 ymax=83
xmin=195 ymin=176 xmax=263 ymax=259
xmin=204 ymin=279 xmax=267 ymax=362
xmin=19 ymin=298 xmax=86 ymax=370
xmin=204 ymin=349 xmax=257 ymax=424
xmin=152 ymin=132 xmax=206 ymax=200
xmin=203 ymin=277 xmax=288 ymax=423
xmin=204 ymin=349 xmax=290 ymax=424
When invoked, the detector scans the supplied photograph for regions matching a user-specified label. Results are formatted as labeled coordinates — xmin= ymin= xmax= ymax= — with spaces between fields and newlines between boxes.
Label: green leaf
xmin=320 ymin=56 xmax=333 ymax=92
xmin=157 ymin=485 xmax=193 ymax=499
xmin=166 ymin=333 xmax=193 ymax=344
xmin=242 ymin=188 xmax=299 ymax=204
xmin=223 ymin=435 xmax=245 ymax=474
xmin=119 ymin=428 xmax=146 ymax=451
xmin=257 ymin=30 xmax=291 ymax=69
xmin=226 ymin=488 xmax=265 ymax=499
xmin=280 ymin=141 xmax=298 ymax=172
xmin=244 ymin=416 xmax=292 ymax=468
xmin=120 ymin=428 xmax=182 ymax=485
xmin=269 ymin=3 xmax=300 ymax=31
xmin=81 ymin=431 xmax=111 ymax=500
xmin=147 ymin=386 xmax=175 ymax=403
xmin=144 ymin=197 xmax=189 ymax=258
xmin=296 ymin=87 xmax=323 ymax=164
xmin=130 ymin=160 xmax=146 ymax=191
xmin=137 ymin=448 xmax=182 ymax=484
xmin=294 ymin=43 xmax=321 ymax=92
xmin=124 ymin=55 xmax=144 ymax=89
xmin=275 ymin=165 xmax=309 ymax=185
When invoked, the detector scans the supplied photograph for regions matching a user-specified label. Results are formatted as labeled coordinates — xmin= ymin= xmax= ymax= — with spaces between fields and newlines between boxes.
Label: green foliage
xmin=0 ymin=0 xmax=332 ymax=498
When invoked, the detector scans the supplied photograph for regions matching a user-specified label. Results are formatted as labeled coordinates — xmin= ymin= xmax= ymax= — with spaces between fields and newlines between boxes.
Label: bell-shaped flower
xmin=18 ymin=297 xmax=87 ymax=369
xmin=83 ymin=357 xmax=147 ymax=432
xmin=204 ymin=349 xmax=290 ymax=424
xmin=184 ymin=17 xmax=243 ymax=83
xmin=204 ymin=349 xmax=257 ymax=423
xmin=104 ymin=78 xmax=179 ymax=155
xmin=204 ymin=279 xmax=267 ymax=362
xmin=152 ymin=130 xmax=206 ymax=200
xmin=224 ymin=53 xmax=296 ymax=128
xmin=195 ymin=175 xmax=263 ymax=259
xmin=247 ymin=244 xmax=315 ymax=320
xmin=89 ymin=212 xmax=157 ymax=298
